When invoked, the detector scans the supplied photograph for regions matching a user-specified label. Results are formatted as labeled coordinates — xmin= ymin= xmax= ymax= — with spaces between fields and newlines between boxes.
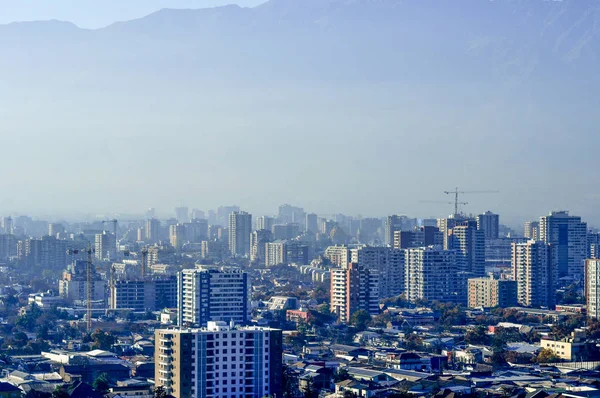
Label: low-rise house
xmin=335 ymin=379 xmax=376 ymax=398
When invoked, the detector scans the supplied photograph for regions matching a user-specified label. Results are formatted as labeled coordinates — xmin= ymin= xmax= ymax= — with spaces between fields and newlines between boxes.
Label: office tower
xmin=256 ymin=216 xmax=274 ymax=232
xmin=405 ymin=247 xmax=458 ymax=303
xmin=585 ymin=259 xmax=600 ymax=319
xmin=177 ymin=266 xmax=250 ymax=327
xmin=477 ymin=211 xmax=500 ymax=239
xmin=467 ymin=276 xmax=518 ymax=308
xmin=447 ymin=220 xmax=485 ymax=277
xmin=145 ymin=218 xmax=161 ymax=243
xmin=539 ymin=211 xmax=587 ymax=278
xmin=1 ymin=217 xmax=13 ymax=235
xmin=95 ymin=231 xmax=116 ymax=261
xmin=355 ymin=246 xmax=405 ymax=298
xmin=200 ymin=240 xmax=229 ymax=262
xmin=169 ymin=224 xmax=186 ymax=250
xmin=59 ymin=260 xmax=107 ymax=304
xmin=174 ymin=206 xmax=190 ymax=223
xmin=48 ymin=223 xmax=65 ymax=237
xmin=110 ymin=276 xmax=177 ymax=311
xmin=512 ymin=241 xmax=557 ymax=308
xmin=306 ymin=213 xmax=318 ymax=233
xmin=524 ymin=221 xmax=539 ymax=240
xmin=250 ymin=229 xmax=273 ymax=265
xmin=330 ymin=263 xmax=379 ymax=323
xmin=393 ymin=226 xmax=443 ymax=249
xmin=0 ymin=234 xmax=17 ymax=261
xmin=217 ymin=206 xmax=240 ymax=226
xmin=191 ymin=208 xmax=205 ymax=220
xmin=385 ymin=215 xmax=403 ymax=246
xmin=155 ymin=322 xmax=283 ymax=398
xmin=184 ymin=219 xmax=208 ymax=243
xmin=324 ymin=245 xmax=350 ymax=267
xmin=228 ymin=211 xmax=252 ymax=257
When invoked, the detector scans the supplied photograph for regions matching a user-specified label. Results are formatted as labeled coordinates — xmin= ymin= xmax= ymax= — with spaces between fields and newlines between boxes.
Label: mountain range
xmin=0 ymin=0 xmax=598 ymax=222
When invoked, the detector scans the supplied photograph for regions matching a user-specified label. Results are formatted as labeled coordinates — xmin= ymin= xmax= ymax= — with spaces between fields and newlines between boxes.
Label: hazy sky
xmin=0 ymin=0 xmax=264 ymax=28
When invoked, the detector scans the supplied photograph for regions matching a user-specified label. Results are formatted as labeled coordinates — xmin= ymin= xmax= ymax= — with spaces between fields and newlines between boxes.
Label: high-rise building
xmin=59 ymin=260 xmax=107 ymax=304
xmin=264 ymin=240 xmax=309 ymax=267
xmin=265 ymin=241 xmax=286 ymax=267
xmin=174 ymin=206 xmax=189 ymax=223
xmin=306 ymin=213 xmax=318 ymax=234
xmin=200 ymin=240 xmax=229 ymax=262
xmin=184 ymin=219 xmax=208 ymax=243
xmin=278 ymin=204 xmax=305 ymax=227
xmin=217 ymin=206 xmax=240 ymax=226
xmin=512 ymin=241 xmax=557 ymax=308
xmin=524 ymin=221 xmax=539 ymax=240
xmin=191 ymin=208 xmax=205 ymax=220
xmin=585 ymin=259 xmax=600 ymax=319
xmin=110 ymin=276 xmax=177 ymax=312
xmin=477 ymin=211 xmax=500 ymax=239
xmin=330 ymin=263 xmax=379 ymax=323
xmin=393 ymin=226 xmax=443 ymax=249
xmin=19 ymin=236 xmax=68 ymax=269
xmin=539 ymin=211 xmax=587 ymax=278
xmin=169 ymin=224 xmax=187 ymax=250
xmin=250 ymin=229 xmax=272 ymax=265
xmin=155 ymin=322 xmax=283 ymax=398
xmin=2 ymin=217 xmax=13 ymax=235
xmin=0 ymin=234 xmax=17 ymax=261
xmin=447 ymin=221 xmax=485 ymax=277
xmin=385 ymin=215 xmax=403 ymax=246
xmin=467 ymin=276 xmax=518 ymax=308
xmin=145 ymin=218 xmax=161 ymax=243
xmin=228 ymin=211 xmax=252 ymax=257
xmin=405 ymin=246 xmax=458 ymax=303
xmin=256 ymin=216 xmax=274 ymax=232
xmin=324 ymin=245 xmax=350 ymax=267
xmin=354 ymin=246 xmax=405 ymax=298
xmin=95 ymin=231 xmax=117 ymax=261
xmin=48 ymin=223 xmax=65 ymax=237
xmin=177 ymin=266 xmax=250 ymax=327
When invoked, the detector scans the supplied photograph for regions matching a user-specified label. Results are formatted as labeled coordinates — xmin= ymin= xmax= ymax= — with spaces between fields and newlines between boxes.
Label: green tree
xmin=93 ymin=372 xmax=110 ymax=394
xmin=350 ymin=310 xmax=371 ymax=331
xmin=91 ymin=329 xmax=116 ymax=350
xmin=333 ymin=368 xmax=350 ymax=382
xmin=302 ymin=376 xmax=318 ymax=398
xmin=282 ymin=366 xmax=301 ymax=398
xmin=369 ymin=312 xmax=392 ymax=328
xmin=464 ymin=325 xmax=489 ymax=345
xmin=154 ymin=386 xmax=168 ymax=398
xmin=51 ymin=387 xmax=69 ymax=398
xmin=535 ymin=348 xmax=560 ymax=363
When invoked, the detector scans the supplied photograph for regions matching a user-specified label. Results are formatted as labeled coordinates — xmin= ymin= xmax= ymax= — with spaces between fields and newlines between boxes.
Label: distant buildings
xmin=354 ymin=246 xmax=405 ymax=298
xmin=467 ymin=276 xmax=517 ymax=308
xmin=109 ymin=276 xmax=177 ymax=312
xmin=228 ymin=211 xmax=252 ymax=257
xmin=512 ymin=241 xmax=557 ymax=308
xmin=59 ymin=260 xmax=106 ymax=304
xmin=177 ymin=266 xmax=250 ymax=327
xmin=393 ymin=226 xmax=443 ymax=249
xmin=250 ymin=229 xmax=272 ymax=265
xmin=539 ymin=211 xmax=587 ymax=278
xmin=585 ymin=259 xmax=600 ymax=319
xmin=524 ymin=221 xmax=539 ymax=240
xmin=95 ymin=231 xmax=116 ymax=261
xmin=265 ymin=240 xmax=309 ymax=267
xmin=447 ymin=220 xmax=485 ymax=277
xmin=145 ymin=218 xmax=160 ymax=243
xmin=155 ymin=322 xmax=282 ymax=398
xmin=330 ymin=263 xmax=379 ymax=323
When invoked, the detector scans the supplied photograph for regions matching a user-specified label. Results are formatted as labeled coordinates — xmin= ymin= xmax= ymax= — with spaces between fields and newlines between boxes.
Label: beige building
xmin=540 ymin=330 xmax=589 ymax=361
xmin=467 ymin=276 xmax=517 ymax=308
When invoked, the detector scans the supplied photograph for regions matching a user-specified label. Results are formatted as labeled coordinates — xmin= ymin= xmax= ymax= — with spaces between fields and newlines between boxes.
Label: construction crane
xmin=67 ymin=246 xmax=95 ymax=332
xmin=141 ymin=246 xmax=149 ymax=279
xmin=443 ymin=188 xmax=500 ymax=216
xmin=420 ymin=200 xmax=468 ymax=214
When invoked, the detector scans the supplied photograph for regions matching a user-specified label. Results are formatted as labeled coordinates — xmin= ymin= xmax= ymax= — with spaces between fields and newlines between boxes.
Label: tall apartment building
xmin=539 ymin=211 xmax=587 ymax=278
xmin=264 ymin=240 xmax=309 ymax=267
xmin=524 ymin=221 xmax=540 ymax=240
xmin=447 ymin=220 xmax=485 ymax=277
xmin=155 ymin=322 xmax=283 ymax=398
xmin=109 ymin=276 xmax=177 ymax=312
xmin=184 ymin=219 xmax=209 ymax=243
xmin=477 ymin=211 xmax=500 ymax=239
xmin=405 ymin=247 xmax=458 ymax=303
xmin=385 ymin=215 xmax=403 ymax=246
xmin=588 ymin=232 xmax=600 ymax=259
xmin=256 ymin=216 xmax=274 ymax=232
xmin=467 ymin=276 xmax=518 ymax=308
xmin=330 ymin=263 xmax=379 ymax=323
xmin=324 ymin=245 xmax=350 ymax=267
xmin=178 ymin=267 xmax=250 ymax=327
xmin=145 ymin=218 xmax=161 ymax=243
xmin=512 ymin=241 xmax=557 ymax=308
xmin=95 ymin=231 xmax=116 ymax=261
xmin=305 ymin=213 xmax=318 ymax=233
xmin=250 ymin=229 xmax=272 ymax=265
xmin=355 ymin=246 xmax=405 ymax=298
xmin=278 ymin=204 xmax=305 ymax=227
xmin=229 ymin=211 xmax=252 ymax=257
xmin=265 ymin=241 xmax=286 ymax=267
xmin=59 ymin=260 xmax=106 ymax=304
xmin=169 ymin=224 xmax=187 ymax=250
xmin=18 ymin=236 xmax=68 ymax=269
xmin=585 ymin=259 xmax=600 ymax=319
xmin=0 ymin=234 xmax=17 ymax=261
xmin=174 ymin=206 xmax=189 ymax=223
xmin=201 ymin=240 xmax=229 ymax=262
xmin=393 ymin=226 xmax=443 ymax=249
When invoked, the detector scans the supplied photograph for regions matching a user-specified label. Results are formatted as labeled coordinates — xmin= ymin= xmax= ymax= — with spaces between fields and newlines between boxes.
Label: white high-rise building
xmin=585 ymin=259 xmax=600 ymax=319
xmin=512 ymin=241 xmax=557 ymax=308
xmin=405 ymin=246 xmax=458 ymax=303
xmin=539 ymin=211 xmax=587 ymax=278
xmin=177 ymin=266 xmax=250 ymax=327
xmin=228 ymin=211 xmax=252 ymax=257
xmin=94 ymin=231 xmax=116 ymax=261
xmin=155 ymin=322 xmax=283 ymax=398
